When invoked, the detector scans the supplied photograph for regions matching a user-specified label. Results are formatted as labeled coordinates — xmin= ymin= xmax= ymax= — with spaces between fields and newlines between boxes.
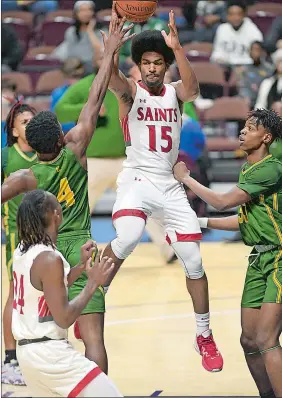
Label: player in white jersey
xmin=12 ymin=190 xmax=122 ymax=397
xmin=99 ymin=5 xmax=223 ymax=373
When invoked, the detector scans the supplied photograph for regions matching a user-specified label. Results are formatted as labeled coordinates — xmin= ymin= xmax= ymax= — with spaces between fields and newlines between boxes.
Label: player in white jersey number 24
xmin=12 ymin=190 xmax=122 ymax=397
xmin=99 ymin=3 xmax=224 ymax=373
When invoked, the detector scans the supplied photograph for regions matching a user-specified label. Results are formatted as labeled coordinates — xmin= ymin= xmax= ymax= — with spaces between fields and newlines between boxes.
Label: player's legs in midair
xmin=102 ymin=170 xmax=161 ymax=287
xmin=2 ymin=232 xmax=25 ymax=386
xmin=164 ymin=182 xmax=223 ymax=372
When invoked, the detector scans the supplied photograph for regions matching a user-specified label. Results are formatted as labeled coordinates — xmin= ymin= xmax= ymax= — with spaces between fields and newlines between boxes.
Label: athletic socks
xmin=4 ymin=349 xmax=17 ymax=364
xmin=195 ymin=312 xmax=210 ymax=336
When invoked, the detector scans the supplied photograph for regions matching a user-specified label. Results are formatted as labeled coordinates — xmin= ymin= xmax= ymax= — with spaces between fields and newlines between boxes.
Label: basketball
xmin=116 ymin=0 xmax=158 ymax=23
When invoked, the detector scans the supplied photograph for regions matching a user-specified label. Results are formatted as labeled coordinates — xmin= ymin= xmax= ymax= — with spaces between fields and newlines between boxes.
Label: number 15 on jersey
xmin=147 ymin=125 xmax=172 ymax=153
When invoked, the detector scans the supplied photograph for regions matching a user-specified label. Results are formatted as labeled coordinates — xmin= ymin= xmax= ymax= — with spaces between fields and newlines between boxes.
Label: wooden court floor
xmin=2 ymin=242 xmax=262 ymax=397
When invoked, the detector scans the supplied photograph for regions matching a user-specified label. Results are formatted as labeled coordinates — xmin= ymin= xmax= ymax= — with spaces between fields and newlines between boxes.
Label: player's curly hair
xmin=17 ymin=190 xmax=57 ymax=253
xmin=26 ymin=111 xmax=62 ymax=154
xmin=227 ymin=0 xmax=247 ymax=12
xmin=131 ymin=30 xmax=175 ymax=66
xmin=249 ymin=108 xmax=282 ymax=141
xmin=5 ymin=102 xmax=36 ymax=147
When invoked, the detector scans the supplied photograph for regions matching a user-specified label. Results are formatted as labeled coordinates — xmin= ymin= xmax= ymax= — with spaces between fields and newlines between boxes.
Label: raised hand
xmin=86 ymin=250 xmax=115 ymax=287
xmin=161 ymin=10 xmax=181 ymax=51
xmin=173 ymin=161 xmax=190 ymax=182
xmin=100 ymin=1 xmax=136 ymax=54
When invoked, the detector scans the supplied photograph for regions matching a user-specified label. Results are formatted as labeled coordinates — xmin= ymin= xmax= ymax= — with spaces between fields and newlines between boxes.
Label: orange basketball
xmin=116 ymin=0 xmax=158 ymax=23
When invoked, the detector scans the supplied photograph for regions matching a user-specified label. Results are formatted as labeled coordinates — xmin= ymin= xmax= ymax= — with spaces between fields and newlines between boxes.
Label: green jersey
xmin=2 ymin=144 xmax=37 ymax=233
xmin=237 ymin=154 xmax=282 ymax=247
xmin=31 ymin=147 xmax=91 ymax=235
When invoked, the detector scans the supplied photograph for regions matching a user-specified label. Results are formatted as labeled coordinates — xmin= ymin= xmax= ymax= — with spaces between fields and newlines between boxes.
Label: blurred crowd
xmin=1 ymin=0 xmax=282 ymax=232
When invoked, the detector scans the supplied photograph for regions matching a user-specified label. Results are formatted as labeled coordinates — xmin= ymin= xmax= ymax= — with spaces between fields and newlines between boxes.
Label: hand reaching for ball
xmin=161 ymin=10 xmax=182 ymax=51
xmin=100 ymin=2 xmax=136 ymax=54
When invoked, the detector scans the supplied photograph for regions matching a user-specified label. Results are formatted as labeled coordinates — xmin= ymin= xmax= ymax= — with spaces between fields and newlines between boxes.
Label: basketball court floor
xmin=2 ymin=239 xmax=265 ymax=397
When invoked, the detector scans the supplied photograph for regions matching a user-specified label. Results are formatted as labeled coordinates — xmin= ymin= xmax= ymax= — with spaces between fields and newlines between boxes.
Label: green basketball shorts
xmin=56 ymin=233 xmax=105 ymax=314
xmin=241 ymin=247 xmax=282 ymax=308
xmin=5 ymin=230 xmax=18 ymax=282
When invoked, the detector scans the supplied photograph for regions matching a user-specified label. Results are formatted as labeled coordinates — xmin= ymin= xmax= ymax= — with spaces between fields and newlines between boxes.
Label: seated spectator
xmin=2 ymin=0 xmax=58 ymax=13
xmin=52 ymin=0 xmax=103 ymax=70
xmin=264 ymin=16 xmax=282 ymax=55
xmin=236 ymin=41 xmax=274 ymax=108
xmin=210 ymin=0 xmax=263 ymax=67
xmin=51 ymin=58 xmax=85 ymax=133
xmin=1 ymin=24 xmax=23 ymax=73
xmin=180 ymin=0 xmax=226 ymax=44
xmin=255 ymin=49 xmax=282 ymax=109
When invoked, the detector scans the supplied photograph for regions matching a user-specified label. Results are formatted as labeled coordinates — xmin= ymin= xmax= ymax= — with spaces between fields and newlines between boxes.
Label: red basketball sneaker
xmin=195 ymin=330 xmax=223 ymax=372
xmin=74 ymin=321 xmax=82 ymax=340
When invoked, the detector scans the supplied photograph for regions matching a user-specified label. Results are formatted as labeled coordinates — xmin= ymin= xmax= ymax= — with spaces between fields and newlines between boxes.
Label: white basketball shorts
xmin=112 ymin=168 xmax=202 ymax=244
xmin=17 ymin=339 xmax=122 ymax=397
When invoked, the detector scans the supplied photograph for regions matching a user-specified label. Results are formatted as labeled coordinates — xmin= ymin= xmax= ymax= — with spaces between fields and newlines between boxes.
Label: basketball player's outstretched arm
xmin=32 ymin=250 xmax=115 ymax=329
xmin=1 ymin=169 xmax=37 ymax=204
xmin=100 ymin=3 xmax=137 ymax=119
xmin=162 ymin=10 xmax=199 ymax=102
xmin=174 ymin=162 xmax=251 ymax=211
xmin=198 ymin=215 xmax=240 ymax=231
xmin=64 ymin=13 xmax=135 ymax=166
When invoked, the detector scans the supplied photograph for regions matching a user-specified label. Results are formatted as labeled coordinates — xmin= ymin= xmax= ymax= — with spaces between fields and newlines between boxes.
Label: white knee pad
xmin=111 ymin=216 xmax=146 ymax=260
xmin=172 ymin=241 xmax=204 ymax=279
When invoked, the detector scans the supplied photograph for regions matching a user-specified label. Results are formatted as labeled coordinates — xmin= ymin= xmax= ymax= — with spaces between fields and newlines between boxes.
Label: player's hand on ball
xmin=86 ymin=250 xmax=115 ymax=287
xmin=100 ymin=2 xmax=136 ymax=54
xmin=161 ymin=10 xmax=181 ymax=51
xmin=80 ymin=240 xmax=97 ymax=267
xmin=173 ymin=161 xmax=190 ymax=182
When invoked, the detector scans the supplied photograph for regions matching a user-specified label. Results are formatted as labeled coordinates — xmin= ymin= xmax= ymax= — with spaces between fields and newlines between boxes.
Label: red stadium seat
xmin=204 ymin=97 xmax=249 ymax=122
xmin=249 ymin=13 xmax=276 ymax=35
xmin=2 ymin=72 xmax=33 ymax=96
xmin=248 ymin=2 xmax=282 ymax=15
xmin=41 ymin=20 xmax=72 ymax=46
xmin=1 ymin=11 xmax=33 ymax=25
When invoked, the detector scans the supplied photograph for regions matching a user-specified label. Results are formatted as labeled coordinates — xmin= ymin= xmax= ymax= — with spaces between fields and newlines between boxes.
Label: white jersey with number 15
xmin=121 ymin=82 xmax=182 ymax=176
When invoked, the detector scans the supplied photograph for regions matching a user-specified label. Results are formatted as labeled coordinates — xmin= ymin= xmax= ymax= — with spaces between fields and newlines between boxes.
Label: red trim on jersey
xmin=68 ymin=367 xmax=102 ymax=397
xmin=166 ymin=232 xmax=202 ymax=244
xmin=112 ymin=209 xmax=147 ymax=221
xmin=38 ymin=296 xmax=51 ymax=318
xmin=120 ymin=115 xmax=131 ymax=143
xmin=138 ymin=81 xmax=166 ymax=97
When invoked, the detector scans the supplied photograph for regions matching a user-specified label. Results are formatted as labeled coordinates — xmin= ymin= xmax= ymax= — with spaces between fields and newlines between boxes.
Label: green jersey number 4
xmin=57 ymin=177 xmax=75 ymax=208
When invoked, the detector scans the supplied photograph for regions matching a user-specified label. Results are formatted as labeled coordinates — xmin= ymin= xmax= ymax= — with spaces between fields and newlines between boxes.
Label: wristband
xmin=198 ymin=217 xmax=208 ymax=229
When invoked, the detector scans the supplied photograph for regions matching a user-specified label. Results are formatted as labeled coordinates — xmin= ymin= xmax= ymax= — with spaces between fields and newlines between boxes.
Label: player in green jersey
xmin=1 ymin=102 xmax=37 ymax=385
xmin=1 ymin=16 xmax=135 ymax=374
xmin=173 ymin=108 xmax=282 ymax=398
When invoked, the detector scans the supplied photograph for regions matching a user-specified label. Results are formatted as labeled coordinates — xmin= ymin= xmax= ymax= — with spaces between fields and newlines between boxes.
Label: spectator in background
xmin=1 ymin=80 xmax=17 ymax=148
xmin=51 ymin=58 xmax=85 ymax=133
xmin=2 ymin=0 xmax=58 ymax=13
xmin=1 ymin=24 xmax=23 ymax=73
xmin=264 ymin=16 xmax=282 ymax=55
xmin=52 ymin=0 xmax=103 ymax=71
xmin=236 ymin=41 xmax=274 ymax=108
xmin=210 ymin=0 xmax=263 ymax=67
xmin=255 ymin=49 xmax=282 ymax=110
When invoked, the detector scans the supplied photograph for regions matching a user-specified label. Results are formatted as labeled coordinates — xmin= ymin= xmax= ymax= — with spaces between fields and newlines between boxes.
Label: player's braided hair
xmin=17 ymin=190 xmax=56 ymax=253
xmin=4 ymin=101 xmax=36 ymax=147
xmin=26 ymin=111 xmax=62 ymax=154
xmin=249 ymin=108 xmax=282 ymax=141
xmin=131 ymin=30 xmax=175 ymax=66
